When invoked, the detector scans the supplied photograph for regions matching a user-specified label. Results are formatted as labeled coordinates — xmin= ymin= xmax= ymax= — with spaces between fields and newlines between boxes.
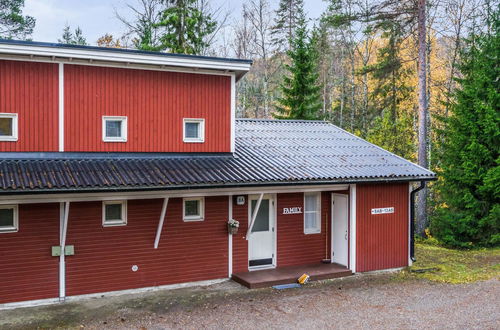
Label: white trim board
xmin=58 ymin=63 xmax=64 ymax=151
xmin=0 ymin=278 xmax=228 ymax=311
xmin=349 ymin=184 xmax=357 ymax=273
xmin=0 ymin=184 xmax=351 ymax=205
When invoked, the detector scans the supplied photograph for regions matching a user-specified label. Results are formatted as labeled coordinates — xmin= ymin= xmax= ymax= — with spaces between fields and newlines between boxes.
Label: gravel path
xmin=1 ymin=274 xmax=499 ymax=329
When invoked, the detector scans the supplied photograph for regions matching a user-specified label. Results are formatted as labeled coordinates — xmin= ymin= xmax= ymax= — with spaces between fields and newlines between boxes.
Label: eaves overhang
xmin=0 ymin=39 xmax=253 ymax=80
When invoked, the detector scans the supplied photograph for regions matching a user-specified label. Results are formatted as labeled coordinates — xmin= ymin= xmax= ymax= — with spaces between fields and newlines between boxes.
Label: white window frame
xmin=0 ymin=113 xmax=18 ymax=142
xmin=183 ymin=197 xmax=205 ymax=221
xmin=183 ymin=118 xmax=205 ymax=143
xmin=0 ymin=204 xmax=19 ymax=233
xmin=102 ymin=116 xmax=127 ymax=142
xmin=304 ymin=192 xmax=321 ymax=234
xmin=102 ymin=200 xmax=127 ymax=227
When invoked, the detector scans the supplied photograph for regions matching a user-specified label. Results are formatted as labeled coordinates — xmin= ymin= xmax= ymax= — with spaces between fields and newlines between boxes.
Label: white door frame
xmin=247 ymin=193 xmax=276 ymax=270
xmin=331 ymin=193 xmax=349 ymax=267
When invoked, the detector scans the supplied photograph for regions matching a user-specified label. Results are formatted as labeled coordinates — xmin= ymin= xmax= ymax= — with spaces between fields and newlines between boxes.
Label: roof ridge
xmin=236 ymin=118 xmax=326 ymax=123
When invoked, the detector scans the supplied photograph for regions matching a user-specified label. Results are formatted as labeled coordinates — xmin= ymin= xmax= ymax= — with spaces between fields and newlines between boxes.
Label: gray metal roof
xmin=0 ymin=119 xmax=435 ymax=194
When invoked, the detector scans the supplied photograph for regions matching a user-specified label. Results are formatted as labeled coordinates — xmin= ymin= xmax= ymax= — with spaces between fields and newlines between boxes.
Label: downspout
xmin=410 ymin=181 xmax=426 ymax=262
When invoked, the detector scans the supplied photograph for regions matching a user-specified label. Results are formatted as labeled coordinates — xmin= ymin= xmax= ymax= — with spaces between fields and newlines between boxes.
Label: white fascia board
xmin=0 ymin=43 xmax=252 ymax=77
xmin=0 ymin=184 xmax=351 ymax=205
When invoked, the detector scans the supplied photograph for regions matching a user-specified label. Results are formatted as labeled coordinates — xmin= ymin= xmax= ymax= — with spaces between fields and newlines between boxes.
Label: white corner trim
xmin=102 ymin=116 xmax=128 ymax=142
xmin=58 ymin=63 xmax=64 ymax=151
xmin=349 ymin=184 xmax=356 ymax=273
xmin=0 ymin=113 xmax=18 ymax=142
xmin=59 ymin=201 xmax=70 ymax=300
xmin=408 ymin=183 xmax=413 ymax=266
xmin=0 ymin=278 xmax=229 ymax=311
xmin=228 ymin=195 xmax=233 ymax=277
xmin=230 ymin=74 xmax=236 ymax=152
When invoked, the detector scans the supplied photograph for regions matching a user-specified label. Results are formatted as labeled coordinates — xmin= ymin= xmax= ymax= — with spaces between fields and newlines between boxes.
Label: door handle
xmin=345 ymin=231 xmax=348 ymax=240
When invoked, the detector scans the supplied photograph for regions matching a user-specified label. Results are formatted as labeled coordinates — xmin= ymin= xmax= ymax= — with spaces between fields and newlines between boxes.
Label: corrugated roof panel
xmin=0 ymin=119 xmax=435 ymax=193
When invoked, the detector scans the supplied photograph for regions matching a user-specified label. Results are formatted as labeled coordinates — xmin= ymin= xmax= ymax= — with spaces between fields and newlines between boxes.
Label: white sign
xmin=283 ymin=207 xmax=302 ymax=215
xmin=371 ymin=207 xmax=395 ymax=215
xmin=236 ymin=196 xmax=245 ymax=205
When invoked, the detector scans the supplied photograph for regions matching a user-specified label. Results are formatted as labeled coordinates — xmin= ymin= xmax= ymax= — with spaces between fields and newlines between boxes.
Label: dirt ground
xmin=1 ymin=273 xmax=498 ymax=330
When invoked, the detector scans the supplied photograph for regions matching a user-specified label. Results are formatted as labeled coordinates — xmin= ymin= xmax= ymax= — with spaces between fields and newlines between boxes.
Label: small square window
xmin=103 ymin=116 xmax=127 ymax=142
xmin=0 ymin=205 xmax=18 ymax=233
xmin=183 ymin=197 xmax=204 ymax=221
xmin=0 ymin=113 xmax=18 ymax=141
xmin=304 ymin=192 xmax=321 ymax=234
xmin=102 ymin=201 xmax=127 ymax=226
xmin=183 ymin=119 xmax=205 ymax=143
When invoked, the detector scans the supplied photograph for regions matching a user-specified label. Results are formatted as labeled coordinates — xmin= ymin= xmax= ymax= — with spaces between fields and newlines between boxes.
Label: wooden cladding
xmin=0 ymin=60 xmax=232 ymax=152
xmin=356 ymin=183 xmax=410 ymax=272
xmin=0 ymin=60 xmax=59 ymax=151
xmin=64 ymin=65 xmax=231 ymax=152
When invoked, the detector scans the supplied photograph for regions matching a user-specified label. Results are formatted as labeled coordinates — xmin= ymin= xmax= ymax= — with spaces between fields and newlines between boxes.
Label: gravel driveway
xmin=1 ymin=274 xmax=498 ymax=329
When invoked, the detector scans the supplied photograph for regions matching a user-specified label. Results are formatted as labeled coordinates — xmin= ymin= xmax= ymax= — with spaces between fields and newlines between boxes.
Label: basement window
xmin=102 ymin=201 xmax=127 ymax=226
xmin=304 ymin=192 xmax=321 ymax=234
xmin=0 ymin=205 xmax=18 ymax=233
xmin=183 ymin=197 xmax=204 ymax=221
xmin=103 ymin=116 xmax=127 ymax=142
xmin=183 ymin=118 xmax=205 ymax=143
xmin=0 ymin=113 xmax=18 ymax=141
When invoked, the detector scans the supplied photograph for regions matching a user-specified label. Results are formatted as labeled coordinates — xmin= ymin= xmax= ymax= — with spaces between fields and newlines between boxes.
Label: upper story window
xmin=183 ymin=197 xmax=205 ymax=221
xmin=304 ymin=192 xmax=321 ymax=234
xmin=102 ymin=200 xmax=127 ymax=226
xmin=0 ymin=113 xmax=18 ymax=142
xmin=183 ymin=118 xmax=205 ymax=143
xmin=0 ymin=205 xmax=19 ymax=233
xmin=103 ymin=116 xmax=127 ymax=142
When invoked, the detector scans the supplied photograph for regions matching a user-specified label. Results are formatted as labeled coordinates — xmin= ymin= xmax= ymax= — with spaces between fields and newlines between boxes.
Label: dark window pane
xmin=0 ymin=208 xmax=14 ymax=227
xmin=185 ymin=200 xmax=200 ymax=217
xmin=106 ymin=120 xmax=122 ymax=137
xmin=185 ymin=122 xmax=199 ymax=139
xmin=105 ymin=204 xmax=122 ymax=221
xmin=0 ymin=118 xmax=13 ymax=136
xmin=251 ymin=199 xmax=269 ymax=232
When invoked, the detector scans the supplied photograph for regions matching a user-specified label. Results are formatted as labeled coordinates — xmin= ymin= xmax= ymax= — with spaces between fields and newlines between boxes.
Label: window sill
xmin=103 ymin=221 xmax=127 ymax=227
xmin=183 ymin=139 xmax=205 ymax=143
xmin=103 ymin=139 xmax=127 ymax=143
xmin=0 ymin=137 xmax=18 ymax=142
xmin=183 ymin=217 xmax=204 ymax=222
xmin=304 ymin=230 xmax=321 ymax=235
xmin=0 ymin=227 xmax=18 ymax=233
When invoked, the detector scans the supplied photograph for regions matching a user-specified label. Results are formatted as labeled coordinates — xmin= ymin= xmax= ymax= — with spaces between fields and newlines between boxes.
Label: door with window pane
xmin=248 ymin=195 xmax=275 ymax=268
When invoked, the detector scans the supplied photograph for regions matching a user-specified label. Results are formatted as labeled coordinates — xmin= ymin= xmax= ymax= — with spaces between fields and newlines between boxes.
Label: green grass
xmin=401 ymin=241 xmax=500 ymax=284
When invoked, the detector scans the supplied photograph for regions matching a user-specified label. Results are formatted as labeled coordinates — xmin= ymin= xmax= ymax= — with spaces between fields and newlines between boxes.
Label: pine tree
xmin=271 ymin=0 xmax=305 ymax=51
xmin=152 ymin=0 xmax=216 ymax=54
xmin=364 ymin=21 xmax=415 ymax=160
xmin=273 ymin=18 xmax=322 ymax=120
xmin=431 ymin=9 xmax=499 ymax=247
xmin=58 ymin=24 xmax=88 ymax=45
xmin=0 ymin=0 xmax=35 ymax=39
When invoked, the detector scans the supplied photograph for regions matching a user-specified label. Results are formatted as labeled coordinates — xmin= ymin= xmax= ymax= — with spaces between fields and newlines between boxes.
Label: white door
xmin=248 ymin=195 xmax=275 ymax=268
xmin=332 ymin=193 xmax=349 ymax=267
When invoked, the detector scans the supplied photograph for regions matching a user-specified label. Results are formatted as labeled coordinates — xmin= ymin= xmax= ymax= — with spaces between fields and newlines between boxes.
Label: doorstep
xmin=232 ymin=263 xmax=353 ymax=289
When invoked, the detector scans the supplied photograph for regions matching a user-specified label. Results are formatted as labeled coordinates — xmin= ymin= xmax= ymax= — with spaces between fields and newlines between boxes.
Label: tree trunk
xmin=416 ymin=0 xmax=428 ymax=237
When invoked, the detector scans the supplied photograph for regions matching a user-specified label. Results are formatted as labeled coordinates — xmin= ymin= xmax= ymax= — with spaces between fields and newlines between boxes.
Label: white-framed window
xmin=0 ymin=205 xmax=19 ymax=233
xmin=183 ymin=118 xmax=205 ymax=143
xmin=102 ymin=116 xmax=127 ymax=142
xmin=102 ymin=200 xmax=127 ymax=226
xmin=0 ymin=113 xmax=18 ymax=141
xmin=304 ymin=192 xmax=321 ymax=234
xmin=183 ymin=197 xmax=204 ymax=221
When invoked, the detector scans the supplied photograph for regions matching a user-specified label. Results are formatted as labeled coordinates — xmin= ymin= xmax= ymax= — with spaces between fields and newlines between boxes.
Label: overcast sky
xmin=24 ymin=0 xmax=328 ymax=45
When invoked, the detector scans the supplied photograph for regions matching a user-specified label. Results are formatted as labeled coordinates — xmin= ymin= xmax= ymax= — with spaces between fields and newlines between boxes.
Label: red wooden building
xmin=0 ymin=40 xmax=435 ymax=307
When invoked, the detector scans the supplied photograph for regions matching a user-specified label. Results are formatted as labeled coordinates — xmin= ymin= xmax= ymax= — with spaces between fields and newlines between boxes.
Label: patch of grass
xmin=401 ymin=241 xmax=500 ymax=284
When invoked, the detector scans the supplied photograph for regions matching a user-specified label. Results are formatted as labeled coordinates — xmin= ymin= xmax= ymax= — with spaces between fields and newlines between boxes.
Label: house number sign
xmin=283 ymin=207 xmax=302 ymax=214
xmin=371 ymin=207 xmax=395 ymax=215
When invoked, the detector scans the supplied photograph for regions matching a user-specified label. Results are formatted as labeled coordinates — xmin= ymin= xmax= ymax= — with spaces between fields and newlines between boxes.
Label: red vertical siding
xmin=64 ymin=65 xmax=231 ymax=152
xmin=356 ymin=183 xmax=409 ymax=272
xmin=276 ymin=193 xmax=329 ymax=267
xmin=232 ymin=195 xmax=249 ymax=273
xmin=65 ymin=197 xmax=229 ymax=296
xmin=0 ymin=60 xmax=59 ymax=152
xmin=0 ymin=203 xmax=59 ymax=304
